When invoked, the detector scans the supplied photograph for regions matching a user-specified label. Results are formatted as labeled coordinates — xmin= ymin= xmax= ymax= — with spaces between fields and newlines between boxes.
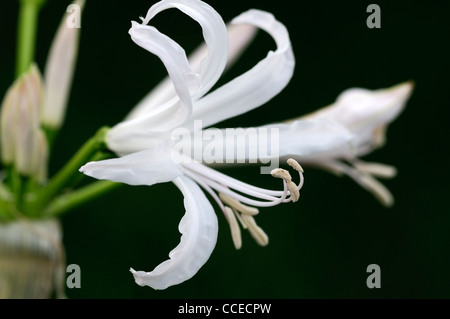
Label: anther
xmin=224 ymin=206 xmax=242 ymax=250
xmin=358 ymin=173 xmax=394 ymax=207
xmin=231 ymin=207 xmax=248 ymax=230
xmin=353 ymin=161 xmax=397 ymax=179
xmin=219 ymin=193 xmax=259 ymax=216
xmin=240 ymin=215 xmax=269 ymax=247
xmin=271 ymin=168 xmax=299 ymax=202
xmin=287 ymin=158 xmax=304 ymax=173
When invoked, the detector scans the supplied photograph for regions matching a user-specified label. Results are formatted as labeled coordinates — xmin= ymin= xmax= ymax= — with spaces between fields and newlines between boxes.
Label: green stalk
xmin=43 ymin=180 xmax=122 ymax=217
xmin=0 ymin=187 xmax=10 ymax=220
xmin=10 ymin=167 xmax=23 ymax=203
xmin=16 ymin=0 xmax=47 ymax=77
xmin=26 ymin=126 xmax=109 ymax=215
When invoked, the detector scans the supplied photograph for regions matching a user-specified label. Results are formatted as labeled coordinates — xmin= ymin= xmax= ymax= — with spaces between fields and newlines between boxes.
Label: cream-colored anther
xmin=287 ymin=158 xmax=304 ymax=173
xmin=271 ymin=168 xmax=299 ymax=202
xmin=240 ymin=215 xmax=269 ymax=247
xmin=223 ymin=207 xmax=242 ymax=250
xmin=270 ymin=168 xmax=291 ymax=182
xmin=358 ymin=173 xmax=393 ymax=207
xmin=219 ymin=193 xmax=259 ymax=215
xmin=232 ymin=208 xmax=248 ymax=230
xmin=353 ymin=161 xmax=397 ymax=179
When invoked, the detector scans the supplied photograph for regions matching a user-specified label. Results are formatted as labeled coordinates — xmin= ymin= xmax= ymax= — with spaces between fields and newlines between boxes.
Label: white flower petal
xmin=130 ymin=175 xmax=218 ymax=290
xmin=186 ymin=119 xmax=354 ymax=164
xmin=265 ymin=119 xmax=354 ymax=160
xmin=185 ymin=9 xmax=295 ymax=129
xmin=118 ymin=0 xmax=229 ymax=142
xmin=106 ymin=124 xmax=172 ymax=156
xmin=333 ymin=81 xmax=413 ymax=128
xmin=42 ymin=0 xmax=84 ymax=129
xmin=289 ymin=82 xmax=413 ymax=204
xmin=140 ymin=0 xmax=228 ymax=100
xmin=124 ymin=76 xmax=175 ymax=122
xmin=79 ymin=146 xmax=183 ymax=186
xmin=302 ymin=81 xmax=414 ymax=155
xmin=129 ymin=21 xmax=195 ymax=128
xmin=126 ymin=0 xmax=228 ymax=125
xmin=224 ymin=23 xmax=258 ymax=72
xmin=125 ymin=22 xmax=257 ymax=121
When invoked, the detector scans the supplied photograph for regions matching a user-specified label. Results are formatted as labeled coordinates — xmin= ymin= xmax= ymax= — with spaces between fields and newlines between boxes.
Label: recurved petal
xmin=125 ymin=22 xmax=257 ymax=121
xmin=139 ymin=0 xmax=228 ymax=100
xmin=130 ymin=175 xmax=218 ymax=290
xmin=126 ymin=0 xmax=229 ymax=130
xmin=122 ymin=0 xmax=229 ymax=135
xmin=79 ymin=146 xmax=183 ymax=186
xmin=129 ymin=21 xmax=196 ymax=126
xmin=185 ymin=9 xmax=295 ymax=129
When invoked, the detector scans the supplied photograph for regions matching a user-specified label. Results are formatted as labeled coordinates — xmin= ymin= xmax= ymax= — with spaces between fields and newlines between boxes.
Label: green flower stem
xmin=43 ymin=180 xmax=122 ymax=217
xmin=0 ymin=187 xmax=10 ymax=220
xmin=26 ymin=126 xmax=110 ymax=215
xmin=43 ymin=126 xmax=62 ymax=152
xmin=10 ymin=167 xmax=23 ymax=203
xmin=16 ymin=0 xmax=47 ymax=77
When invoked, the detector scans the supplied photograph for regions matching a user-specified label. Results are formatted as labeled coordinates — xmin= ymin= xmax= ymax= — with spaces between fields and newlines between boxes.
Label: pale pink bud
xmin=0 ymin=64 xmax=48 ymax=180
xmin=42 ymin=0 xmax=85 ymax=129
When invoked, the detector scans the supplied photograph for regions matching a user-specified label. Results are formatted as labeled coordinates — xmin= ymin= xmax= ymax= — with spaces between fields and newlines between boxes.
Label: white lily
xmin=80 ymin=0 xmax=355 ymax=290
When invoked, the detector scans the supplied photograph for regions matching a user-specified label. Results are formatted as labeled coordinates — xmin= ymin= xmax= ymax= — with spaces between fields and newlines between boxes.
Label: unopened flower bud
xmin=42 ymin=0 xmax=85 ymax=130
xmin=0 ymin=64 xmax=48 ymax=180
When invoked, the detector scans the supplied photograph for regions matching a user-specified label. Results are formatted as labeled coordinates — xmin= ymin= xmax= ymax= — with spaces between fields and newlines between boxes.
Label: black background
xmin=0 ymin=0 xmax=449 ymax=298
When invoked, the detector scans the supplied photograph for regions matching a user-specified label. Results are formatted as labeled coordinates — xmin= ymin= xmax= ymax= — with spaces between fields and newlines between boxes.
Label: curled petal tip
xmin=130 ymin=176 xmax=218 ymax=290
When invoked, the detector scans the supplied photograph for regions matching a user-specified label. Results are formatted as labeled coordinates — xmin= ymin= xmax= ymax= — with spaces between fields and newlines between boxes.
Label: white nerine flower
xmin=80 ymin=0 xmax=412 ymax=290
xmin=297 ymin=81 xmax=413 ymax=206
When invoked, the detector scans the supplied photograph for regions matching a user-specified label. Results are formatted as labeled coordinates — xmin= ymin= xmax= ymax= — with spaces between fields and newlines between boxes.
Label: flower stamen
xmin=352 ymin=160 xmax=397 ymax=178
xmin=223 ymin=206 xmax=242 ymax=250
xmin=181 ymin=158 xmax=303 ymax=248
xmin=304 ymin=158 xmax=394 ymax=207
xmin=271 ymin=165 xmax=301 ymax=202
xmin=219 ymin=193 xmax=259 ymax=216
xmin=240 ymin=214 xmax=269 ymax=247
xmin=287 ymin=158 xmax=304 ymax=173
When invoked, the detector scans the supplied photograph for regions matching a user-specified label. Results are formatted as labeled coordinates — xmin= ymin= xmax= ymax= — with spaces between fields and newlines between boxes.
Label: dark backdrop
xmin=0 ymin=0 xmax=449 ymax=298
